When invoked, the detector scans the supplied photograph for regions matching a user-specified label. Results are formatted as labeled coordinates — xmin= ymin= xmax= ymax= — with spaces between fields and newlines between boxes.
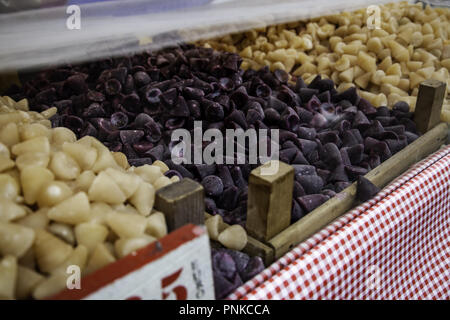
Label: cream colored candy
xmin=62 ymin=142 xmax=98 ymax=170
xmin=129 ymin=181 xmax=155 ymax=216
xmin=114 ymin=235 xmax=156 ymax=259
xmin=16 ymin=152 xmax=50 ymax=171
xmin=12 ymin=136 xmax=50 ymax=156
xmin=146 ymin=211 xmax=167 ymax=239
xmin=106 ymin=212 xmax=147 ymax=238
xmin=133 ymin=164 xmax=163 ymax=184
xmin=16 ymin=266 xmax=44 ymax=300
xmin=153 ymin=176 xmax=172 ymax=190
xmin=0 ymin=174 xmax=20 ymax=201
xmin=0 ymin=222 xmax=35 ymax=257
xmin=47 ymin=192 xmax=90 ymax=225
xmin=34 ymin=229 xmax=73 ymax=273
xmin=218 ymin=225 xmax=248 ymax=251
xmin=205 ymin=215 xmax=223 ymax=241
xmin=75 ymin=223 xmax=109 ymax=253
xmin=50 ymin=151 xmax=80 ymax=180
xmin=104 ymin=167 xmax=141 ymax=198
xmin=20 ymin=166 xmax=54 ymax=205
xmin=48 ymin=223 xmax=75 ymax=245
xmin=88 ymin=171 xmax=126 ymax=204
xmin=0 ymin=255 xmax=17 ymax=299
xmin=37 ymin=181 xmax=73 ymax=207
xmin=74 ymin=170 xmax=96 ymax=193
xmin=17 ymin=209 xmax=49 ymax=230
xmin=0 ymin=198 xmax=27 ymax=222
xmin=85 ymin=243 xmax=116 ymax=275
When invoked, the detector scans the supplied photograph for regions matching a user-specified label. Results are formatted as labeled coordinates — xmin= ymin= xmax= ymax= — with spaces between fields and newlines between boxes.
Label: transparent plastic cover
xmin=0 ymin=0 xmax=399 ymax=72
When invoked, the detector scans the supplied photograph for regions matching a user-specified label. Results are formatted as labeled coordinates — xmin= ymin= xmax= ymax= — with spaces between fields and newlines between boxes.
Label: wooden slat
xmin=269 ymin=122 xmax=449 ymax=260
xmin=413 ymin=80 xmax=446 ymax=134
xmin=246 ymin=160 xmax=294 ymax=242
xmin=155 ymin=178 xmax=205 ymax=232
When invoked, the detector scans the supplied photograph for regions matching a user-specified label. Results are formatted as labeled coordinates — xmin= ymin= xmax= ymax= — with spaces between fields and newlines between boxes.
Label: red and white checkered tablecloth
xmin=229 ymin=144 xmax=450 ymax=300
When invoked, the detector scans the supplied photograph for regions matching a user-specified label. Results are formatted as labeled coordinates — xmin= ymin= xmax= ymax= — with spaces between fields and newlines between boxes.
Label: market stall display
xmin=0 ymin=0 xmax=449 ymax=301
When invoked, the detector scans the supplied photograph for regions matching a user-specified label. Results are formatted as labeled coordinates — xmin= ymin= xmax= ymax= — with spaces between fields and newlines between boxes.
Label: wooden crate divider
xmin=155 ymin=178 xmax=205 ymax=232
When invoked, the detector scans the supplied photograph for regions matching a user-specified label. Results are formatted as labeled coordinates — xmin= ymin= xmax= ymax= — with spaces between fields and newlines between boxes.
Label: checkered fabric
xmin=229 ymin=145 xmax=450 ymax=300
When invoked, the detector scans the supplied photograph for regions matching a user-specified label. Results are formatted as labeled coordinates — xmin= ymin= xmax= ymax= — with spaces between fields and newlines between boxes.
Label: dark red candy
xmin=385 ymin=138 xmax=407 ymax=154
xmin=297 ymin=126 xmax=317 ymax=140
xmin=357 ymin=98 xmax=377 ymax=116
xmin=356 ymin=176 xmax=380 ymax=202
xmin=353 ymin=111 xmax=371 ymax=129
xmin=310 ymin=113 xmax=328 ymax=128
xmin=204 ymin=197 xmax=218 ymax=214
xmin=329 ymin=164 xmax=349 ymax=182
xmin=133 ymin=71 xmax=151 ymax=88
xmin=143 ymin=88 xmax=162 ymax=105
xmin=293 ymin=181 xmax=306 ymax=198
xmin=299 ymin=88 xmax=318 ymax=104
xmin=65 ymin=74 xmax=87 ymax=94
xmin=145 ymin=145 xmax=164 ymax=161
xmin=297 ymin=175 xmax=324 ymax=194
xmin=119 ymin=130 xmax=144 ymax=145
xmin=333 ymin=86 xmax=358 ymax=105
xmin=317 ymin=131 xmax=341 ymax=146
xmin=202 ymin=175 xmax=224 ymax=197
xmin=340 ymin=148 xmax=351 ymax=166
xmin=217 ymin=186 xmax=239 ymax=211
xmin=342 ymin=144 xmax=364 ymax=165
xmin=335 ymin=181 xmax=351 ymax=192
xmin=297 ymin=138 xmax=318 ymax=155
xmin=376 ymin=106 xmax=390 ymax=117
xmin=104 ymin=78 xmax=122 ymax=95
xmin=194 ymin=164 xmax=217 ymax=180
xmin=316 ymin=168 xmax=330 ymax=183
xmin=342 ymin=130 xmax=360 ymax=147
xmin=240 ymin=256 xmax=265 ymax=281
xmin=280 ymin=147 xmax=298 ymax=163
xmin=384 ymin=125 xmax=405 ymax=135
xmin=345 ymin=165 xmax=368 ymax=180
xmin=321 ymin=143 xmax=342 ymax=167
xmin=404 ymin=131 xmax=419 ymax=143
xmin=291 ymin=151 xmax=309 ymax=165
xmin=392 ymin=101 xmax=410 ymax=113
xmin=110 ymin=112 xmax=128 ymax=128
xmin=297 ymin=194 xmax=328 ymax=213
xmin=292 ymin=164 xmax=316 ymax=176
xmin=321 ymin=189 xmax=336 ymax=198
xmin=363 ymin=120 xmax=384 ymax=137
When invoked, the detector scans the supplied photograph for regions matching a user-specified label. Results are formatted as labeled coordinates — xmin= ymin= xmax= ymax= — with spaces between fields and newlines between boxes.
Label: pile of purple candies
xmin=8 ymin=44 xmax=420 ymax=227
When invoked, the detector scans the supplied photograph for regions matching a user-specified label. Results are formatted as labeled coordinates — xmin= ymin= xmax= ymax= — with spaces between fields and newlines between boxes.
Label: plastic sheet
xmin=0 ymin=0 xmax=400 ymax=72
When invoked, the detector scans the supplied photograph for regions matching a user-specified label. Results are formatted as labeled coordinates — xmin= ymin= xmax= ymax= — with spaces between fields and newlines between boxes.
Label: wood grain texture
xmin=269 ymin=122 xmax=449 ymax=260
xmin=414 ymin=80 xmax=446 ymax=134
xmin=155 ymin=178 xmax=205 ymax=232
xmin=246 ymin=160 xmax=294 ymax=242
